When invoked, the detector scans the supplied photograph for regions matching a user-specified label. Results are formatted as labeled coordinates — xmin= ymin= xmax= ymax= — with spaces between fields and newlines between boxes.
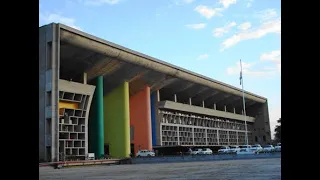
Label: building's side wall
xmin=39 ymin=26 xmax=46 ymax=161
xmin=251 ymin=101 xmax=272 ymax=145
xmin=39 ymin=24 xmax=60 ymax=162
xmin=103 ymin=82 xmax=130 ymax=158
xmin=263 ymin=101 xmax=272 ymax=142
xmin=129 ymin=86 xmax=152 ymax=155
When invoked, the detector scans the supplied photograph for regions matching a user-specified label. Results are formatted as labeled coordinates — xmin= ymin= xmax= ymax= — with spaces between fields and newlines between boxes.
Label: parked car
xmin=274 ymin=143 xmax=281 ymax=152
xmin=239 ymin=145 xmax=252 ymax=151
xmin=236 ymin=148 xmax=256 ymax=155
xmin=228 ymin=145 xmax=241 ymax=153
xmin=250 ymin=144 xmax=263 ymax=153
xmin=198 ymin=148 xmax=213 ymax=155
xmin=262 ymin=145 xmax=275 ymax=152
xmin=136 ymin=150 xmax=155 ymax=157
xmin=185 ymin=148 xmax=193 ymax=155
xmin=218 ymin=146 xmax=230 ymax=153
xmin=191 ymin=148 xmax=203 ymax=155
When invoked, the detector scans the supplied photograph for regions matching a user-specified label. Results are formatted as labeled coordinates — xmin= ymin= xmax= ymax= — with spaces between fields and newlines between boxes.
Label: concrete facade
xmin=39 ymin=23 xmax=272 ymax=162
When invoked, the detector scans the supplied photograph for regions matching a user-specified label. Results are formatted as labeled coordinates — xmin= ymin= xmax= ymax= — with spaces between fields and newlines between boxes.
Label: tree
xmin=274 ymin=118 xmax=281 ymax=142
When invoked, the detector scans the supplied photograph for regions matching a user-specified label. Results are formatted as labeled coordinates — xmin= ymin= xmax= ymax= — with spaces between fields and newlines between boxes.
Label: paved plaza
xmin=39 ymin=158 xmax=281 ymax=180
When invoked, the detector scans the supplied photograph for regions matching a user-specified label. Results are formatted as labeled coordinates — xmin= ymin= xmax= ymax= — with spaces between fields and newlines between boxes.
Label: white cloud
xmin=260 ymin=50 xmax=281 ymax=63
xmin=197 ymin=54 xmax=209 ymax=60
xmin=256 ymin=9 xmax=278 ymax=22
xmin=247 ymin=0 xmax=254 ymax=8
xmin=260 ymin=50 xmax=281 ymax=73
xmin=226 ymin=61 xmax=276 ymax=77
xmin=186 ymin=23 xmax=206 ymax=29
xmin=219 ymin=0 xmax=237 ymax=8
xmin=213 ymin=22 xmax=236 ymax=37
xmin=82 ymin=0 xmax=121 ymax=6
xmin=194 ymin=5 xmax=223 ymax=19
xmin=221 ymin=18 xmax=281 ymax=51
xmin=238 ymin=22 xmax=251 ymax=30
xmin=39 ymin=12 xmax=82 ymax=30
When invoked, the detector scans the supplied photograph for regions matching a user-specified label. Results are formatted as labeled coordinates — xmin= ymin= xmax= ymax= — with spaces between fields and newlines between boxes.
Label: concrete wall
xmin=158 ymin=100 xmax=255 ymax=122
xmin=252 ymin=101 xmax=272 ymax=144
xmin=103 ymin=82 xmax=130 ymax=158
xmin=39 ymin=24 xmax=60 ymax=162
xmin=132 ymin=153 xmax=281 ymax=164
xmin=39 ymin=25 xmax=46 ymax=161
xmin=129 ymin=86 xmax=152 ymax=155
xmin=58 ymin=79 xmax=96 ymax=157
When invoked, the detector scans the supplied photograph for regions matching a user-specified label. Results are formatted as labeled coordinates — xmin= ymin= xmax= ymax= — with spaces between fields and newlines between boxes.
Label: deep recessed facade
xmin=39 ymin=23 xmax=272 ymax=162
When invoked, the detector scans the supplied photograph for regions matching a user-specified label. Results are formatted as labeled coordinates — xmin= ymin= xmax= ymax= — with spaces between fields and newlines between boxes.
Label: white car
xmin=250 ymin=144 xmax=263 ymax=153
xmin=274 ymin=143 xmax=281 ymax=152
xmin=191 ymin=148 xmax=203 ymax=155
xmin=198 ymin=148 xmax=213 ymax=155
xmin=218 ymin=146 xmax=230 ymax=153
xmin=228 ymin=146 xmax=241 ymax=153
xmin=239 ymin=145 xmax=252 ymax=151
xmin=136 ymin=150 xmax=155 ymax=157
xmin=262 ymin=145 xmax=275 ymax=152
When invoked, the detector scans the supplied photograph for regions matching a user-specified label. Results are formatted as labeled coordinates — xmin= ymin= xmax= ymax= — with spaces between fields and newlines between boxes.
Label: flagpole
xmin=240 ymin=59 xmax=249 ymax=146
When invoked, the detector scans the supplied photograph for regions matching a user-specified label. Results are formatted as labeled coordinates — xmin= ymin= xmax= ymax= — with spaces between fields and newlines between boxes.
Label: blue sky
xmin=39 ymin=0 xmax=281 ymax=138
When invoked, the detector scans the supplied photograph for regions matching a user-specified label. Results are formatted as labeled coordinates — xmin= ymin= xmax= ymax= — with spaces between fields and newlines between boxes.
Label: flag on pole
xmin=240 ymin=59 xmax=242 ymax=85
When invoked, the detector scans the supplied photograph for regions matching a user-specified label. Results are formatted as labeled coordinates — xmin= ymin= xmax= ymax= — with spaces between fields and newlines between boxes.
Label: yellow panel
xmin=59 ymin=101 xmax=79 ymax=110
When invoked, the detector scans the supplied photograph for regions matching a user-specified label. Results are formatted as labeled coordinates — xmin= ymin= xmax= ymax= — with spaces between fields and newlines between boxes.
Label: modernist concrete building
xmin=39 ymin=23 xmax=271 ymax=162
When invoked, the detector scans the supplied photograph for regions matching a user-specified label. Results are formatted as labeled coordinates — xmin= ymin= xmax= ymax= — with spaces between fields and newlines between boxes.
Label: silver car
xmin=263 ymin=145 xmax=275 ymax=152
xmin=250 ymin=144 xmax=263 ymax=153
xmin=228 ymin=145 xmax=241 ymax=153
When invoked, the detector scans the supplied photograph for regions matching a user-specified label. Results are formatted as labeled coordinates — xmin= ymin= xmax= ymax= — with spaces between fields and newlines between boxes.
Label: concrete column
xmin=224 ymin=105 xmax=227 ymax=112
xmin=177 ymin=125 xmax=180 ymax=145
xmin=83 ymin=73 xmax=87 ymax=84
xmin=233 ymin=108 xmax=236 ymax=114
xmin=205 ymin=129 xmax=208 ymax=146
xmin=130 ymin=86 xmax=152 ymax=155
xmin=192 ymin=127 xmax=195 ymax=145
xmin=150 ymin=92 xmax=157 ymax=146
xmin=159 ymin=124 xmax=162 ymax=145
xmin=89 ymin=76 xmax=104 ymax=158
xmin=217 ymin=130 xmax=220 ymax=145
xmin=104 ymin=82 xmax=130 ymax=158
xmin=189 ymin=98 xmax=192 ymax=105
xmin=227 ymin=131 xmax=230 ymax=145
xmin=174 ymin=94 xmax=177 ymax=102
xmin=214 ymin=103 xmax=216 ymax=110
xmin=236 ymin=131 xmax=239 ymax=145
xmin=202 ymin=101 xmax=205 ymax=108
xmin=156 ymin=90 xmax=160 ymax=102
